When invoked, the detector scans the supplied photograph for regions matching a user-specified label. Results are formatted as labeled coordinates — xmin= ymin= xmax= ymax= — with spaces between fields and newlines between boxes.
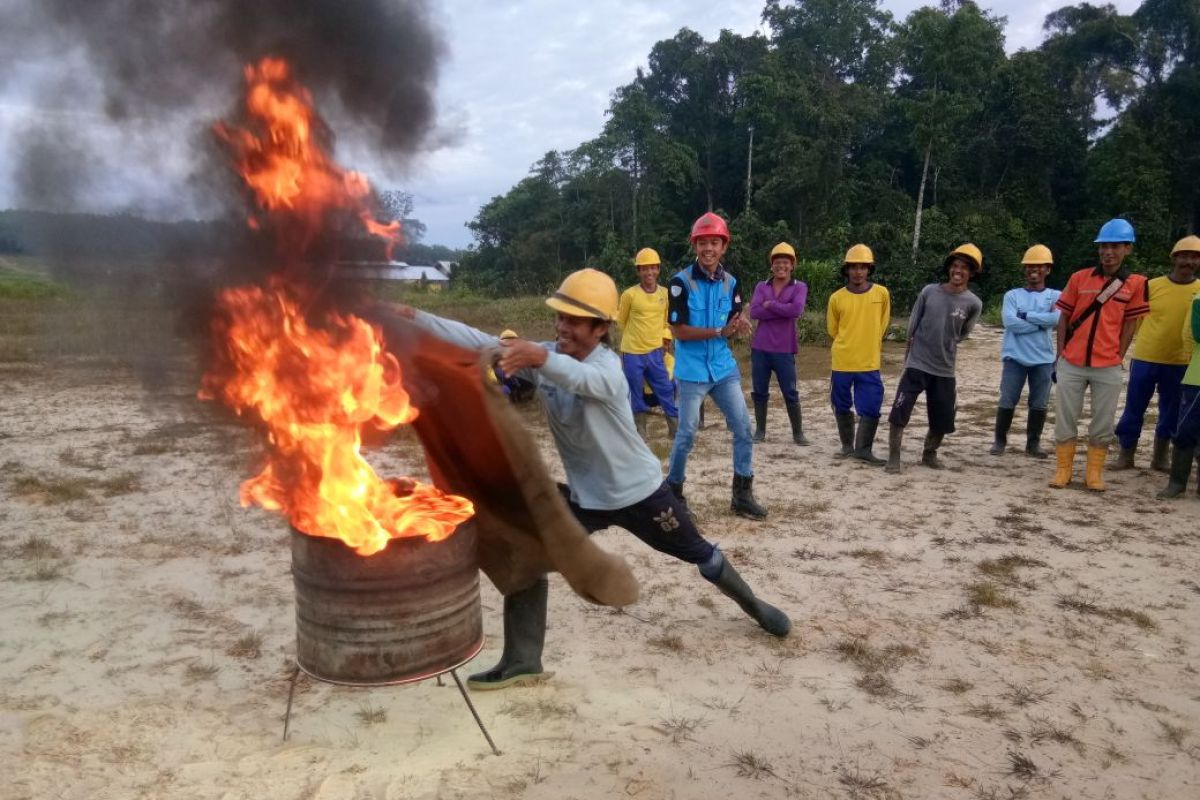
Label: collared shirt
xmin=411 ymin=310 xmax=663 ymax=510
xmin=668 ymin=263 xmax=744 ymax=383
xmin=749 ymin=278 xmax=807 ymax=354
xmin=1132 ymin=275 xmax=1200 ymax=365
xmin=616 ymin=284 xmax=669 ymax=355
xmin=827 ymin=283 xmax=891 ymax=372
xmin=1000 ymin=287 xmax=1061 ymax=366
xmin=1056 ymin=266 xmax=1150 ymax=368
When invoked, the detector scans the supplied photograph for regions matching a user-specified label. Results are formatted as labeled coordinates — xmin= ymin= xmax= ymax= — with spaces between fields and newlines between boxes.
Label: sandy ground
xmin=2 ymin=324 xmax=1199 ymax=800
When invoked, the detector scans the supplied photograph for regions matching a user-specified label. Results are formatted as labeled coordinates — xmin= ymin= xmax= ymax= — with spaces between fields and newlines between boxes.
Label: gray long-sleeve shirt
xmin=905 ymin=283 xmax=983 ymax=378
xmin=411 ymin=310 xmax=663 ymax=510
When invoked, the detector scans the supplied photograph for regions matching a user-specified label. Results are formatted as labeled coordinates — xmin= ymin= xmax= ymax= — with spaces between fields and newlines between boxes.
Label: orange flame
xmin=202 ymin=58 xmax=472 ymax=555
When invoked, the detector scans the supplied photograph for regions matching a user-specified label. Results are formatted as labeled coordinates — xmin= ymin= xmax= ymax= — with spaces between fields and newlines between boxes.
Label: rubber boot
xmin=730 ymin=474 xmax=768 ymax=520
xmin=703 ymin=555 xmax=790 ymax=637
xmin=835 ymin=413 xmax=855 ymax=457
xmin=467 ymin=578 xmax=549 ymax=690
xmin=1025 ymin=409 xmax=1049 ymax=459
xmin=752 ymin=400 xmax=767 ymax=443
xmin=921 ymin=431 xmax=946 ymax=469
xmin=1150 ymin=437 xmax=1171 ymax=472
xmin=1156 ymin=445 xmax=1195 ymax=499
xmin=1048 ymin=440 xmax=1076 ymax=488
xmin=885 ymin=424 xmax=904 ymax=474
xmin=785 ymin=402 xmax=811 ymax=446
xmin=850 ymin=416 xmax=886 ymax=465
xmin=990 ymin=408 xmax=1014 ymax=455
xmin=1112 ymin=444 xmax=1136 ymax=471
xmin=1085 ymin=443 xmax=1108 ymax=492
xmin=666 ymin=414 xmax=679 ymax=439
xmin=634 ymin=412 xmax=649 ymax=440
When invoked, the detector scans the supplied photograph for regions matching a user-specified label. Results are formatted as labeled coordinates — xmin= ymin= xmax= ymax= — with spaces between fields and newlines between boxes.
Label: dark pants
xmin=558 ymin=481 xmax=715 ymax=565
xmin=1174 ymin=385 xmax=1200 ymax=449
xmin=1115 ymin=359 xmax=1188 ymax=448
xmin=888 ymin=367 xmax=957 ymax=434
xmin=750 ymin=349 xmax=799 ymax=404
xmin=830 ymin=370 xmax=884 ymax=418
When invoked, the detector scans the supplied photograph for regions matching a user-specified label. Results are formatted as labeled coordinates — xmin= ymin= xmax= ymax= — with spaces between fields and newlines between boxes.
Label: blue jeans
xmin=750 ymin=349 xmax=799 ymax=404
xmin=998 ymin=359 xmax=1054 ymax=411
xmin=622 ymin=350 xmax=678 ymax=417
xmin=1115 ymin=359 xmax=1188 ymax=448
xmin=830 ymin=370 xmax=884 ymax=418
xmin=668 ymin=372 xmax=754 ymax=483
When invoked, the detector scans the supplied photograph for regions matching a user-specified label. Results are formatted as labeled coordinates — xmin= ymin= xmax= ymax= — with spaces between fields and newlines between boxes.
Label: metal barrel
xmin=290 ymin=523 xmax=482 ymax=686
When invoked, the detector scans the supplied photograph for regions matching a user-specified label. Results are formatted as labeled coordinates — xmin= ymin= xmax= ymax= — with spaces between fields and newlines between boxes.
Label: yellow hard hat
xmin=1171 ymin=235 xmax=1200 ymax=256
xmin=499 ymin=329 xmax=518 ymax=340
xmin=945 ymin=243 xmax=983 ymax=273
xmin=844 ymin=243 xmax=875 ymax=264
xmin=768 ymin=242 xmax=796 ymax=263
xmin=545 ymin=268 xmax=619 ymax=321
xmin=634 ymin=247 xmax=661 ymax=267
xmin=1021 ymin=244 xmax=1053 ymax=265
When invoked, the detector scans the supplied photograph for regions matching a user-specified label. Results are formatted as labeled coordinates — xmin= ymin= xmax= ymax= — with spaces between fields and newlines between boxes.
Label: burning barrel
xmin=290 ymin=523 xmax=483 ymax=686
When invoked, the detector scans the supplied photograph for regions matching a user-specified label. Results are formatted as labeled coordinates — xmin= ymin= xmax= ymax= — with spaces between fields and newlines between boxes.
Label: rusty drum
xmin=290 ymin=524 xmax=483 ymax=686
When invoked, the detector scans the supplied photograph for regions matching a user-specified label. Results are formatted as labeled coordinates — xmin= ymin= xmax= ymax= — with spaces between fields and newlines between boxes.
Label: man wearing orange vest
xmin=1049 ymin=219 xmax=1150 ymax=491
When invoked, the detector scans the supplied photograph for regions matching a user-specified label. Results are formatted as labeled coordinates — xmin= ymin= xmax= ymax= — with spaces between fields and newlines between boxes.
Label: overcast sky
xmin=0 ymin=0 xmax=1142 ymax=249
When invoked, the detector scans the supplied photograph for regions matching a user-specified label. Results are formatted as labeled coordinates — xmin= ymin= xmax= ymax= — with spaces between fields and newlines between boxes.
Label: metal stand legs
xmin=281 ymin=665 xmax=500 ymax=755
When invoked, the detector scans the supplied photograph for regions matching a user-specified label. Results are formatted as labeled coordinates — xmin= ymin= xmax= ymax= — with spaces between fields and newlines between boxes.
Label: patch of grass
xmin=1003 ymin=683 xmax=1052 ymax=707
xmin=727 ymin=750 xmax=777 ymax=780
xmin=792 ymin=545 xmax=832 ymax=561
xmin=856 ymin=672 xmax=897 ymax=698
xmin=226 ymin=632 xmax=263 ymax=659
xmin=1157 ymin=719 xmax=1191 ymax=750
xmin=656 ymin=714 xmax=707 ymax=744
xmin=95 ymin=471 xmax=141 ymax=496
xmin=355 ymin=703 xmax=387 ymax=726
xmin=11 ymin=474 xmax=92 ymax=503
xmin=58 ymin=447 xmax=106 ymax=471
xmin=648 ymin=634 xmax=686 ymax=653
xmin=844 ymin=548 xmax=889 ymax=567
xmin=836 ymin=765 xmax=892 ymax=798
xmin=965 ymin=702 xmax=1009 ymax=722
xmin=834 ymin=636 xmax=919 ymax=673
xmin=1056 ymin=593 xmax=1157 ymax=630
xmin=967 ymin=581 xmax=1019 ymax=610
xmin=17 ymin=535 xmax=63 ymax=560
xmin=1005 ymin=751 xmax=1042 ymax=780
xmin=1027 ymin=716 xmax=1084 ymax=754
xmin=0 ymin=269 xmax=71 ymax=300
xmin=977 ymin=554 xmax=1046 ymax=585
xmin=940 ymin=678 xmax=974 ymax=695
xmin=184 ymin=660 xmax=219 ymax=682
xmin=498 ymin=697 xmax=578 ymax=721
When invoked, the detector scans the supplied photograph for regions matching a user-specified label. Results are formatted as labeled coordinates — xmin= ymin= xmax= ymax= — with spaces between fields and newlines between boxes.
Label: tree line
xmin=456 ymin=0 xmax=1199 ymax=310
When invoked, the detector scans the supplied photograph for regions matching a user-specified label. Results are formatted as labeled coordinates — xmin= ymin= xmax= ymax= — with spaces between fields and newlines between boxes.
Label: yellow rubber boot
xmin=1085 ymin=443 xmax=1108 ymax=492
xmin=1048 ymin=440 xmax=1076 ymax=488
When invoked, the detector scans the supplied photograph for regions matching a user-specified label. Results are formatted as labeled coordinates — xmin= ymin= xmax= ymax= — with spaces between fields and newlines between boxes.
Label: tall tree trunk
xmin=911 ymin=139 xmax=932 ymax=262
xmin=745 ymin=125 xmax=754 ymax=213
xmin=631 ymin=145 xmax=639 ymax=246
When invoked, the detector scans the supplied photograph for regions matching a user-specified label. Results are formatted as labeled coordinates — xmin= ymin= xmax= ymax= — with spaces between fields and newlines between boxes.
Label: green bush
xmin=0 ymin=270 xmax=70 ymax=300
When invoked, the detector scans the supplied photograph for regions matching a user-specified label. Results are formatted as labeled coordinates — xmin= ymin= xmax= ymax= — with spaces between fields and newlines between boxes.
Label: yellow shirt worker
xmin=826 ymin=244 xmax=891 ymax=463
xmin=617 ymin=248 xmax=679 ymax=438
xmin=1114 ymin=235 xmax=1200 ymax=470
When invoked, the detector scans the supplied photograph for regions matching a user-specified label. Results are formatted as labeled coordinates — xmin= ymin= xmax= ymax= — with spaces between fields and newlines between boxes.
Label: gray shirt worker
xmin=411 ymin=310 xmax=663 ymax=510
xmin=905 ymin=284 xmax=983 ymax=377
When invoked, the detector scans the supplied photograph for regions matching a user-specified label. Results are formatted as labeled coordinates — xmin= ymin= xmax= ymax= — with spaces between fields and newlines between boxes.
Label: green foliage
xmin=459 ymin=0 xmax=1200 ymax=311
xmin=0 ymin=265 xmax=70 ymax=300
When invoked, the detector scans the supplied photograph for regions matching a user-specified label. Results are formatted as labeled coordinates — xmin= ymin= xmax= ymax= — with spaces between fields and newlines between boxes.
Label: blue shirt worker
xmin=393 ymin=268 xmax=790 ymax=691
xmin=667 ymin=212 xmax=767 ymax=521
xmin=990 ymin=245 xmax=1061 ymax=458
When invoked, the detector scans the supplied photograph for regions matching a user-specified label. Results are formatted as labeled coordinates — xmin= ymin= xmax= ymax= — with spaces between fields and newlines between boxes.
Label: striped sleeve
xmin=1055 ymin=272 xmax=1078 ymax=316
xmin=1124 ymin=276 xmax=1151 ymax=319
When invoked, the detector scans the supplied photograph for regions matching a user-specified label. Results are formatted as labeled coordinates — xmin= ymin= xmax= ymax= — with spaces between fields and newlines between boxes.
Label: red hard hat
xmin=690 ymin=212 xmax=730 ymax=243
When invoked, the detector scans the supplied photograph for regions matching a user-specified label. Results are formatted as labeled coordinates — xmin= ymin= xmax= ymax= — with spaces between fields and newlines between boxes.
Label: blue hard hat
xmin=1094 ymin=218 xmax=1135 ymax=243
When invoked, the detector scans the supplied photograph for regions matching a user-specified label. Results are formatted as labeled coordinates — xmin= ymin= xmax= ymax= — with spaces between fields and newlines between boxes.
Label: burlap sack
xmin=383 ymin=317 xmax=639 ymax=607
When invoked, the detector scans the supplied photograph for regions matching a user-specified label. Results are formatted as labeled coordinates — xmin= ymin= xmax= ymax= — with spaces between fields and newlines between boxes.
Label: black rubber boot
xmin=1113 ymin=444 xmax=1136 ymax=471
xmin=666 ymin=415 xmax=679 ymax=439
xmin=703 ymin=555 xmax=790 ymax=637
xmin=1025 ymin=409 xmax=1049 ymax=459
xmin=850 ymin=416 xmax=886 ymax=465
xmin=990 ymin=408 xmax=1014 ymax=455
xmin=885 ymin=424 xmax=904 ymax=474
xmin=730 ymin=474 xmax=768 ymax=520
xmin=752 ymin=400 xmax=767 ymax=443
xmin=785 ymin=402 xmax=811 ymax=446
xmin=921 ymin=431 xmax=946 ymax=469
xmin=1151 ymin=437 xmax=1171 ymax=472
xmin=467 ymin=578 xmax=549 ymax=690
xmin=1157 ymin=445 xmax=1195 ymax=499
xmin=835 ymin=413 xmax=855 ymax=457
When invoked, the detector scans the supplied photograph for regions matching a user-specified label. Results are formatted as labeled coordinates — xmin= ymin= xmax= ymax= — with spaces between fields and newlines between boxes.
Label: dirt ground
xmin=2 ymin=321 xmax=1199 ymax=800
